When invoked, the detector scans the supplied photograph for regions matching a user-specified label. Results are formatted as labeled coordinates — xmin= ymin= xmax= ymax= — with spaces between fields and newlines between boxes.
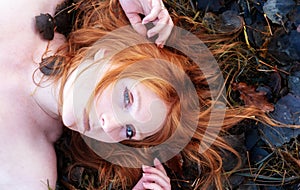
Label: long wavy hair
xmin=51 ymin=0 xmax=276 ymax=189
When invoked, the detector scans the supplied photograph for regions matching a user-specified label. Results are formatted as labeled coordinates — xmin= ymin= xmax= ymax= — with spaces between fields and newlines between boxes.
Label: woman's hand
xmin=133 ymin=158 xmax=171 ymax=190
xmin=119 ymin=0 xmax=173 ymax=48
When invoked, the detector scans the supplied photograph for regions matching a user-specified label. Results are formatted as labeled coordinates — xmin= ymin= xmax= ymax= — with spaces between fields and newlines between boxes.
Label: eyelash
xmin=125 ymin=124 xmax=136 ymax=139
xmin=124 ymin=87 xmax=133 ymax=109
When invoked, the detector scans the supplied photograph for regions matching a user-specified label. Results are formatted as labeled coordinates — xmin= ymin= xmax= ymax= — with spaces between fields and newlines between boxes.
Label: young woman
xmin=50 ymin=0 xmax=278 ymax=189
xmin=0 ymin=0 xmax=173 ymax=189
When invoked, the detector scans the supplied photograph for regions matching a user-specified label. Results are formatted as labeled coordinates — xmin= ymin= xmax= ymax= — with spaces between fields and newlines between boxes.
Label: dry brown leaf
xmin=232 ymin=82 xmax=274 ymax=112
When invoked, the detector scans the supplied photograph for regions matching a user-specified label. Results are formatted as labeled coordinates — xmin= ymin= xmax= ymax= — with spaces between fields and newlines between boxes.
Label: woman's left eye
xmin=125 ymin=124 xmax=136 ymax=139
xmin=124 ymin=87 xmax=133 ymax=109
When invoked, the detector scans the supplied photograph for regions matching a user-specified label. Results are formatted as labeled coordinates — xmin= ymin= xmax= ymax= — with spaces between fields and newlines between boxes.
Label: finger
xmin=154 ymin=158 xmax=167 ymax=175
xmin=132 ymin=178 xmax=145 ymax=190
xmin=142 ymin=173 xmax=171 ymax=189
xmin=142 ymin=165 xmax=169 ymax=183
xmin=142 ymin=0 xmax=162 ymax=24
xmin=155 ymin=19 xmax=173 ymax=48
xmin=146 ymin=10 xmax=170 ymax=38
xmin=126 ymin=13 xmax=147 ymax=36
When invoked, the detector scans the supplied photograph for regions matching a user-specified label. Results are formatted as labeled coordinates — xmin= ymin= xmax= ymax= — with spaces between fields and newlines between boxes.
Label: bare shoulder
xmin=0 ymin=126 xmax=58 ymax=189
xmin=0 ymin=90 xmax=62 ymax=189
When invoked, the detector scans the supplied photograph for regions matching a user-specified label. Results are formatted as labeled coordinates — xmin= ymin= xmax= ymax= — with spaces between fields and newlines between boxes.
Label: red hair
xmin=51 ymin=0 xmax=277 ymax=189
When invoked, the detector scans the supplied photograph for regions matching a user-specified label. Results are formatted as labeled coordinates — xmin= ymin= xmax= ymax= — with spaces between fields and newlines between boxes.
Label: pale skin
xmin=0 ymin=0 xmax=173 ymax=189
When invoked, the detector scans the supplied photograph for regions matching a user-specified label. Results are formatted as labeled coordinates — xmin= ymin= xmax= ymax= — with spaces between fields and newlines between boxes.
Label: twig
xmin=257 ymin=59 xmax=290 ymax=75
xmin=263 ymin=13 xmax=273 ymax=36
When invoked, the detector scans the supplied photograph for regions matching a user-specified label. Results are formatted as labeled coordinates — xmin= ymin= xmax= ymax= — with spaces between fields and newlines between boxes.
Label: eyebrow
xmin=135 ymin=87 xmax=142 ymax=115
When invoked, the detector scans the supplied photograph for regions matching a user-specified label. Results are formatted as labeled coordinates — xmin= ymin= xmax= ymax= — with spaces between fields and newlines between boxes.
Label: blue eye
xmin=125 ymin=124 xmax=135 ymax=139
xmin=124 ymin=87 xmax=133 ymax=109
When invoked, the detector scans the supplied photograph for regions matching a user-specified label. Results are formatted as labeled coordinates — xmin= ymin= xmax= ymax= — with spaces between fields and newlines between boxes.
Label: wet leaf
xmin=245 ymin=126 xmax=260 ymax=150
xmin=272 ymin=93 xmax=300 ymax=125
xmin=259 ymin=93 xmax=300 ymax=147
xmin=54 ymin=0 xmax=75 ymax=37
xmin=232 ymin=82 xmax=274 ymax=112
xmin=288 ymin=6 xmax=300 ymax=30
xmin=259 ymin=123 xmax=297 ymax=147
xmin=35 ymin=13 xmax=55 ymax=40
xmin=268 ymin=71 xmax=282 ymax=96
xmin=269 ymin=30 xmax=300 ymax=63
xmin=289 ymin=66 xmax=300 ymax=96
xmin=263 ymin=0 xmax=295 ymax=24
xmin=203 ymin=11 xmax=243 ymax=34
xmin=197 ymin=0 xmax=225 ymax=13
xmin=39 ymin=56 xmax=63 ymax=76
xmin=249 ymin=145 xmax=270 ymax=163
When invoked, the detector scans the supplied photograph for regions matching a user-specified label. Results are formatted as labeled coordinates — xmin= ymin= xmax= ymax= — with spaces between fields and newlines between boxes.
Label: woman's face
xmin=62 ymin=51 xmax=169 ymax=143
xmin=83 ymin=78 xmax=169 ymax=143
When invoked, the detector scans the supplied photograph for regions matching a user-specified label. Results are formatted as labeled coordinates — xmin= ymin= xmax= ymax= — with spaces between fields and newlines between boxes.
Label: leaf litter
xmin=54 ymin=0 xmax=300 ymax=189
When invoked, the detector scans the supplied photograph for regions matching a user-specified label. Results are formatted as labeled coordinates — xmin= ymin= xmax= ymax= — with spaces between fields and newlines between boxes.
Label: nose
xmin=100 ymin=113 xmax=122 ymax=134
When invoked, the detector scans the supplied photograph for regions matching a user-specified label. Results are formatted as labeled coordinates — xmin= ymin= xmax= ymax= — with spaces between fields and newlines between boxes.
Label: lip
xmin=83 ymin=110 xmax=91 ymax=132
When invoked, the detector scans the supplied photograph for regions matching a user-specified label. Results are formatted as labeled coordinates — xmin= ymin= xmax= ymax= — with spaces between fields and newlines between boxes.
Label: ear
xmin=94 ymin=49 xmax=107 ymax=61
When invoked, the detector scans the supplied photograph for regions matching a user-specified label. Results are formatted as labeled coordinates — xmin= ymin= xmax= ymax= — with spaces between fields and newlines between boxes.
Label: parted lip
xmin=83 ymin=109 xmax=91 ymax=132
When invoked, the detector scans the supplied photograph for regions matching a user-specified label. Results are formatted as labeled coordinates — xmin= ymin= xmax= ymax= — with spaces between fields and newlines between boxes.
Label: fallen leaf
xmin=197 ymin=0 xmax=225 ymax=12
xmin=202 ymin=11 xmax=244 ymax=34
xmin=263 ymin=0 xmax=295 ymax=24
xmin=39 ymin=56 xmax=63 ymax=75
xmin=35 ymin=13 xmax=55 ymax=40
xmin=232 ymin=82 xmax=274 ymax=112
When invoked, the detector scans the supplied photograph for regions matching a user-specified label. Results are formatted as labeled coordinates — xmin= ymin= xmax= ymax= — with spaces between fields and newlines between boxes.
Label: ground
xmin=55 ymin=0 xmax=300 ymax=189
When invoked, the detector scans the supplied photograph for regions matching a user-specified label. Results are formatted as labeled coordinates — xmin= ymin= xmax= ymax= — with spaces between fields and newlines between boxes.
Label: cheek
xmin=95 ymin=88 xmax=113 ymax=113
xmin=135 ymin=99 xmax=169 ymax=135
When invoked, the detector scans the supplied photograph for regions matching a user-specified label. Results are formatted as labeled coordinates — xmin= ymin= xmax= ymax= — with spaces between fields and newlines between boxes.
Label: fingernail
xmin=142 ymin=165 xmax=150 ymax=171
xmin=157 ymin=43 xmax=164 ymax=48
xmin=142 ymin=19 xmax=149 ymax=25
xmin=154 ymin=157 xmax=161 ymax=165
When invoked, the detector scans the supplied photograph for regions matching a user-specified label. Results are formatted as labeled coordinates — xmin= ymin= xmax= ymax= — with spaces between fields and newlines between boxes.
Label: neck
xmin=31 ymin=75 xmax=61 ymax=119
xmin=30 ymin=31 xmax=67 ymax=119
